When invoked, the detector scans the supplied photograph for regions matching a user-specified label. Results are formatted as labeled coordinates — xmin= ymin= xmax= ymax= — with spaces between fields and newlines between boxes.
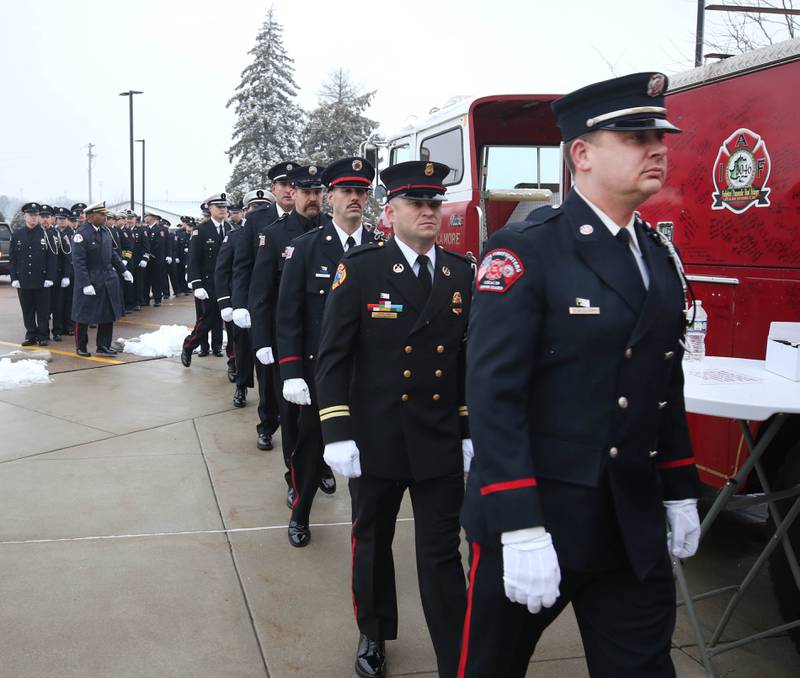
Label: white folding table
xmin=676 ymin=356 xmax=800 ymax=676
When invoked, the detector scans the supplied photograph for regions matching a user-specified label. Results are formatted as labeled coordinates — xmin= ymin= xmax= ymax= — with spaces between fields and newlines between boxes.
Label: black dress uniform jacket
xmin=187 ymin=220 xmax=226 ymax=300
xmin=71 ymin=223 xmax=126 ymax=324
xmin=231 ymin=202 xmax=280 ymax=310
xmin=214 ymin=226 xmax=244 ymax=311
xmin=460 ymin=190 xmax=700 ymax=579
xmin=315 ymin=237 xmax=473 ymax=481
xmin=276 ymin=221 xmax=378 ymax=382
xmin=9 ymin=225 xmax=58 ymax=287
xmin=59 ymin=226 xmax=75 ymax=279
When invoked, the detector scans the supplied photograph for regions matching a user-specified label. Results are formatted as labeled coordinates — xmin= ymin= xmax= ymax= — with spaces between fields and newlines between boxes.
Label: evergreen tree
xmin=301 ymin=68 xmax=379 ymax=165
xmin=225 ymin=6 xmax=305 ymax=195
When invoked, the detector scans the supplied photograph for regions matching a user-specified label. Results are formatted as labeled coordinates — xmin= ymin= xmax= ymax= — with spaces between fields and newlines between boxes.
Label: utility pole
xmin=136 ymin=139 xmax=146 ymax=216
xmin=87 ymin=143 xmax=95 ymax=201
xmin=119 ymin=90 xmax=143 ymax=210
xmin=695 ymin=0 xmax=705 ymax=67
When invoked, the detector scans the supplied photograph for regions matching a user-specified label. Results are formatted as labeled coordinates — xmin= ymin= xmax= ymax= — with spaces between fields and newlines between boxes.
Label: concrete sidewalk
xmin=0 ymin=289 xmax=798 ymax=675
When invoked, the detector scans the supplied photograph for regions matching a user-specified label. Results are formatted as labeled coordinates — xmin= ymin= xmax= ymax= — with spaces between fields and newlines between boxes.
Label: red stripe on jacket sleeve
xmin=479 ymin=478 xmax=537 ymax=496
xmin=278 ymin=355 xmax=302 ymax=365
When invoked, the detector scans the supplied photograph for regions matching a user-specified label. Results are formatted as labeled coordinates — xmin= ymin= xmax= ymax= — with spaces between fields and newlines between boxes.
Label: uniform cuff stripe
xmin=319 ymin=405 xmax=350 ymax=416
xmin=320 ymin=411 xmax=351 ymax=422
xmin=656 ymin=456 xmax=696 ymax=470
xmin=480 ymin=478 xmax=537 ymax=496
xmin=278 ymin=356 xmax=302 ymax=364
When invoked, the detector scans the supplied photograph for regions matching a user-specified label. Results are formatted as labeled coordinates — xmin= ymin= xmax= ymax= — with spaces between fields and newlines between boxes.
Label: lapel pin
xmin=393 ymin=263 xmax=404 ymax=273
xmin=579 ymin=224 xmax=594 ymax=235
xmin=325 ymin=235 xmax=332 ymax=241
xmin=442 ymin=266 xmax=451 ymax=277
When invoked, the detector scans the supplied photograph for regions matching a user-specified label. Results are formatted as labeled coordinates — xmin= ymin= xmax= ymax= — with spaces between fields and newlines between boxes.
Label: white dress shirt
xmin=211 ymin=219 xmax=225 ymax=237
xmin=394 ymin=236 xmax=436 ymax=281
xmin=332 ymin=221 xmax=363 ymax=250
xmin=574 ymin=187 xmax=650 ymax=289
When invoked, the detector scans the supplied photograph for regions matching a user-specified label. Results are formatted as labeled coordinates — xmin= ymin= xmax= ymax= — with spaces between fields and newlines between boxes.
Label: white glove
xmin=256 ymin=346 xmax=275 ymax=365
xmin=664 ymin=499 xmax=700 ymax=559
xmin=323 ymin=440 xmax=362 ymax=478
xmin=283 ymin=377 xmax=311 ymax=405
xmin=60 ymin=277 xmax=70 ymax=288
xmin=11 ymin=280 xmax=20 ymax=288
xmin=462 ymin=438 xmax=474 ymax=472
xmin=194 ymin=288 xmax=209 ymax=300
xmin=122 ymin=271 xmax=134 ymax=283
xmin=165 ymin=257 xmax=172 ymax=264
xmin=83 ymin=285 xmax=96 ymax=296
xmin=138 ymin=260 xmax=148 ymax=268
xmin=121 ymin=259 xmax=128 ymax=267
xmin=502 ymin=527 xmax=561 ymax=614
xmin=220 ymin=307 xmax=234 ymax=323
xmin=175 ymin=258 xmax=180 ymax=263
xmin=44 ymin=280 xmax=53 ymax=288
xmin=232 ymin=308 xmax=251 ymax=328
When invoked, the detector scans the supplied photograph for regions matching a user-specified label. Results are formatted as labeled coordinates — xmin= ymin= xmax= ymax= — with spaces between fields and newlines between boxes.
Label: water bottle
xmin=685 ymin=300 xmax=707 ymax=361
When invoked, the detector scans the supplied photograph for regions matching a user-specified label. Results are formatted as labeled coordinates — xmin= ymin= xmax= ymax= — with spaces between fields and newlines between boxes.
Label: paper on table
xmin=683 ymin=368 xmax=764 ymax=385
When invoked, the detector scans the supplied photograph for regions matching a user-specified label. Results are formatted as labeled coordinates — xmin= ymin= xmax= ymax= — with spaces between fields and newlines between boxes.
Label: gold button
xmin=618 ymin=396 xmax=629 ymax=409
xmin=609 ymin=447 xmax=619 ymax=459
xmin=434 ymin=369 xmax=443 ymax=378
xmin=403 ymin=370 xmax=412 ymax=378
xmin=436 ymin=345 xmax=445 ymax=353
xmin=432 ymin=394 xmax=441 ymax=401
xmin=404 ymin=345 xmax=413 ymax=354
xmin=624 ymin=348 xmax=633 ymax=359
xmin=401 ymin=394 xmax=409 ymax=402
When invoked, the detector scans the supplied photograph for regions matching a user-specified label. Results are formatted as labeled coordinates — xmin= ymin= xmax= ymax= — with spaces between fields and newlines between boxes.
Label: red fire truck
xmin=363 ymin=37 xmax=800 ymax=640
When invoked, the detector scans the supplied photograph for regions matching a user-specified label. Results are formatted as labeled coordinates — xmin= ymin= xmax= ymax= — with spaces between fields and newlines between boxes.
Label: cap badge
xmin=352 ymin=159 xmax=363 ymax=171
xmin=220 ymin=192 xmax=226 ymax=200
xmin=392 ymin=263 xmax=404 ymax=273
xmin=647 ymin=73 xmax=666 ymax=97
xmin=286 ymin=163 xmax=293 ymax=172
xmin=309 ymin=166 xmax=318 ymax=175
xmin=579 ymin=224 xmax=594 ymax=235
xmin=256 ymin=190 xmax=264 ymax=198
xmin=424 ymin=162 xmax=434 ymax=177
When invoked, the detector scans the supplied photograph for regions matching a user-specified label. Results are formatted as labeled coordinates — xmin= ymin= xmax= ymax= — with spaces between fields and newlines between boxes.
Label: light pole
xmin=119 ymin=90 xmax=143 ymax=210
xmin=136 ymin=139 xmax=145 ymax=216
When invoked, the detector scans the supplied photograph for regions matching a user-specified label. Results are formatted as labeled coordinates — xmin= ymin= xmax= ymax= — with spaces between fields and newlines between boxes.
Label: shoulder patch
xmin=73 ymin=233 xmax=83 ymax=243
xmin=476 ymin=248 xmax=525 ymax=293
xmin=331 ymin=262 xmax=347 ymax=290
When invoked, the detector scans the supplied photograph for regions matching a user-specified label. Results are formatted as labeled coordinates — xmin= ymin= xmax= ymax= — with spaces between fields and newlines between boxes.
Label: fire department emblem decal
xmin=476 ymin=249 xmax=524 ymax=293
xmin=711 ymin=128 xmax=771 ymax=214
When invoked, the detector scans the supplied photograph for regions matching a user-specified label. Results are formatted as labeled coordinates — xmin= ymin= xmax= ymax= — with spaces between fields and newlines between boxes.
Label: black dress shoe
xmin=52 ymin=334 xmax=62 ymax=342
xmin=355 ymin=634 xmax=385 ymax=678
xmin=212 ymin=349 xmax=223 ymax=357
xmin=96 ymin=346 xmax=117 ymax=355
xmin=288 ymin=520 xmax=310 ymax=547
xmin=198 ymin=349 xmax=210 ymax=357
xmin=21 ymin=339 xmax=37 ymax=347
xmin=37 ymin=339 xmax=49 ymax=346
xmin=76 ymin=348 xmax=91 ymax=357
xmin=180 ymin=349 xmax=192 ymax=367
xmin=133 ymin=305 xmax=141 ymax=312
xmin=233 ymin=386 xmax=247 ymax=408
xmin=65 ymin=330 xmax=75 ymax=336
xmin=154 ymin=301 xmax=161 ymax=307
xmin=286 ymin=486 xmax=296 ymax=509
xmin=227 ymin=366 xmax=237 ymax=383
xmin=257 ymin=433 xmax=273 ymax=451
xmin=319 ymin=472 xmax=337 ymax=495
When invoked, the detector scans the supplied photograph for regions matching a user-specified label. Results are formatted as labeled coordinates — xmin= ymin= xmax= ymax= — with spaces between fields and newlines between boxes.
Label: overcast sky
xmin=1 ymin=0 xmax=714 ymax=206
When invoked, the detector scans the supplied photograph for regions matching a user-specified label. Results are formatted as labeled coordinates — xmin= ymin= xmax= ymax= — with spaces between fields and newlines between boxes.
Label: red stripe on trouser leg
xmin=351 ymin=520 xmax=359 ymax=621
xmin=75 ymin=322 xmax=79 ymax=349
xmin=457 ymin=542 xmax=482 ymax=678
xmin=290 ymin=462 xmax=299 ymax=509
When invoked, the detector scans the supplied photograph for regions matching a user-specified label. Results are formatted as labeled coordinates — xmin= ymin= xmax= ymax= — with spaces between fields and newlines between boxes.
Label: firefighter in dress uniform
xmin=71 ymin=201 xmax=132 ymax=356
xmin=457 ymin=73 xmax=702 ymax=678
xmin=9 ymin=202 xmax=57 ymax=346
xmin=315 ymin=160 xmax=473 ymax=678
xmin=181 ymin=194 xmax=229 ymax=365
xmin=174 ymin=218 xmax=192 ymax=294
xmin=52 ymin=207 xmax=75 ymax=339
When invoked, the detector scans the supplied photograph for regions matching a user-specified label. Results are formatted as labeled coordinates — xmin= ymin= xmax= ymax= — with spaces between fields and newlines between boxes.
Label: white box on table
xmin=765 ymin=322 xmax=800 ymax=381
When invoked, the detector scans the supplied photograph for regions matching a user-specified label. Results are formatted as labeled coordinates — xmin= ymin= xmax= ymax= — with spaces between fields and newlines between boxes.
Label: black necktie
xmin=345 ymin=236 xmax=356 ymax=251
xmin=416 ymin=255 xmax=432 ymax=297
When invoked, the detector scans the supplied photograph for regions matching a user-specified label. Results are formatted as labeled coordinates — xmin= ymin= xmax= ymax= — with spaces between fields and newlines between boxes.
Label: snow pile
xmin=118 ymin=325 xmax=192 ymax=358
xmin=0 ymin=358 xmax=51 ymax=390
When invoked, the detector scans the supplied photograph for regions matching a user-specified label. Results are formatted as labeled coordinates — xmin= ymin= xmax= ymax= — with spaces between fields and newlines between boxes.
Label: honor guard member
xmin=274 ymin=161 xmax=376 ymax=547
xmin=181 ymin=194 xmax=229 ymax=365
xmin=160 ymin=218 xmax=176 ymax=298
xmin=52 ymin=207 xmax=75 ymax=339
xmin=71 ymin=203 xmax=87 ymax=223
xmin=175 ymin=218 xmax=193 ymax=294
xmin=230 ymin=161 xmax=294 ymax=328
xmin=143 ymin=212 xmax=168 ymax=306
xmin=71 ymin=201 xmax=132 ymax=356
xmin=215 ymin=211 xmax=252 ymax=405
xmin=38 ymin=204 xmax=60 ymax=340
xmin=118 ymin=212 xmax=137 ymax=311
xmin=9 ymin=202 xmax=57 ymax=346
xmin=457 ymin=73 xmax=702 ymax=678
xmin=315 ymin=161 xmax=473 ymax=678
xmin=248 ymin=170 xmax=328 ymax=495
xmin=61 ymin=209 xmax=78 ymax=335
xmin=128 ymin=211 xmax=148 ymax=309
xmin=228 ymin=202 xmax=244 ymax=226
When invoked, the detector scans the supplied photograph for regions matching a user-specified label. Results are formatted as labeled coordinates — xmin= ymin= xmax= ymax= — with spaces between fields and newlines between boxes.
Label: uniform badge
xmin=73 ymin=234 xmax=83 ymax=243
xmin=647 ymin=73 xmax=666 ymax=97
xmin=315 ymin=266 xmax=330 ymax=278
xmin=476 ymin=249 xmax=524 ymax=294
xmin=392 ymin=263 xmax=404 ymax=273
xmin=223 ymin=235 xmax=228 ymax=243
xmin=283 ymin=246 xmax=294 ymax=260
xmin=424 ymin=162 xmax=434 ymax=177
xmin=368 ymin=296 xmax=403 ymax=319
xmin=441 ymin=265 xmax=451 ymax=277
xmin=451 ymin=291 xmax=463 ymax=315
xmin=579 ymin=224 xmax=594 ymax=235
xmin=40 ymin=238 xmax=46 ymax=245
xmin=160 ymin=231 xmax=165 ymax=237
xmin=192 ymin=229 xmax=199 ymax=237
xmin=258 ymin=234 xmax=266 ymax=247
xmin=331 ymin=263 xmax=347 ymax=290
xmin=352 ymin=159 xmax=363 ymax=171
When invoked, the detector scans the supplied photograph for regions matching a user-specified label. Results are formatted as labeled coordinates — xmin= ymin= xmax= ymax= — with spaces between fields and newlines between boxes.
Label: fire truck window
xmin=419 ymin=127 xmax=464 ymax=185
xmin=390 ymin=144 xmax=411 ymax=165
xmin=484 ymin=146 xmax=561 ymax=191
